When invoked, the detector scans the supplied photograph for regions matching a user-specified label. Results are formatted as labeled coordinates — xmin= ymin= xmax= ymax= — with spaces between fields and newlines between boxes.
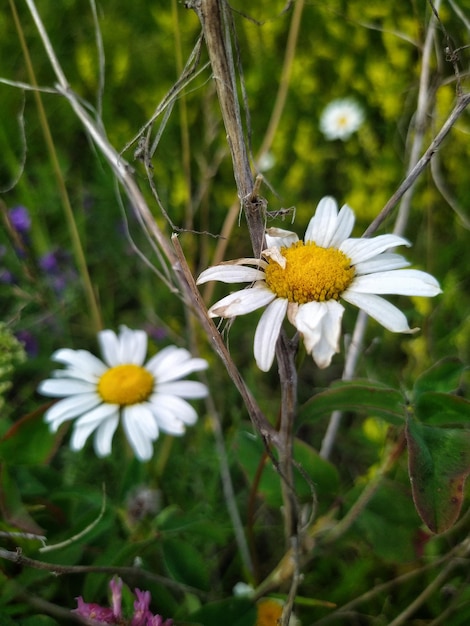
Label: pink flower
xmin=131 ymin=589 xmax=152 ymax=626
xmin=73 ymin=596 xmax=116 ymax=623
xmin=72 ymin=578 xmax=172 ymax=626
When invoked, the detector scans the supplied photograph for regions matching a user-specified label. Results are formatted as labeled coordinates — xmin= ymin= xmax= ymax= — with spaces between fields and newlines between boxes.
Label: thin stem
xmin=320 ymin=8 xmax=470 ymax=458
xmin=203 ymin=0 xmax=305 ymax=303
xmin=386 ymin=538 xmax=470 ymax=626
xmin=12 ymin=0 xmax=103 ymax=333
xmin=205 ymin=386 xmax=254 ymax=576
xmin=172 ymin=0 xmax=194 ymax=232
xmin=363 ymin=91 xmax=470 ymax=238
xmin=24 ymin=0 xmax=178 ymax=274
xmin=192 ymin=0 xmax=265 ymax=257
xmin=393 ymin=0 xmax=440 ymax=238
xmin=319 ymin=310 xmax=368 ymax=460
xmin=255 ymin=0 xmax=305 ymax=162
xmin=276 ymin=332 xmax=299 ymax=542
xmin=322 ymin=435 xmax=405 ymax=544
xmin=0 ymin=547 xmax=207 ymax=596
xmin=171 ymin=234 xmax=280 ymax=446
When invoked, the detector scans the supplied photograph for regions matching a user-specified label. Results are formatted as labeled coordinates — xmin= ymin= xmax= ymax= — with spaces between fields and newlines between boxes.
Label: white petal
xmin=70 ymin=405 xmax=119 ymax=451
xmin=262 ymin=246 xmax=288 ymax=269
xmin=145 ymin=345 xmax=183 ymax=374
xmin=340 ymin=234 xmax=410 ymax=264
xmin=98 ymin=329 xmax=121 ymax=366
xmin=117 ymin=326 xmax=148 ymax=365
xmin=72 ymin=402 xmax=119 ymax=427
xmin=328 ymin=204 xmax=356 ymax=247
xmin=156 ymin=380 xmax=208 ymax=398
xmin=342 ymin=291 xmax=413 ymax=332
xmin=294 ymin=300 xmax=344 ymax=369
xmin=304 ymin=197 xmax=338 ymax=246
xmin=146 ymin=347 xmax=208 ymax=383
xmin=156 ymin=359 xmax=208 ymax=384
xmin=122 ymin=405 xmax=159 ymax=461
xmin=70 ymin=420 xmax=101 ymax=451
xmin=253 ymin=298 xmax=288 ymax=371
xmin=197 ymin=264 xmax=265 ymax=285
xmin=38 ymin=378 xmax=96 ymax=397
xmin=150 ymin=404 xmax=186 ymax=435
xmin=209 ymin=283 xmax=276 ymax=318
xmin=43 ymin=393 xmax=101 ymax=430
xmin=350 ymin=269 xmax=441 ymax=296
xmin=354 ymin=253 xmax=410 ymax=275
xmin=312 ymin=300 xmax=344 ymax=369
xmin=51 ymin=349 xmax=107 ymax=379
xmin=93 ymin=414 xmax=119 ymax=457
xmin=46 ymin=366 xmax=101 ymax=384
xmin=151 ymin=394 xmax=198 ymax=425
xmin=265 ymin=228 xmax=298 ymax=249
xmin=295 ymin=300 xmax=344 ymax=369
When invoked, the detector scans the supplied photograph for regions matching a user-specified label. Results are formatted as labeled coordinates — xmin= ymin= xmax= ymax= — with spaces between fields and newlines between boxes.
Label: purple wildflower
xmin=0 ymin=268 xmax=14 ymax=284
xmin=39 ymin=248 xmax=77 ymax=294
xmin=39 ymin=250 xmax=60 ymax=273
xmin=8 ymin=206 xmax=31 ymax=234
xmin=15 ymin=329 xmax=38 ymax=357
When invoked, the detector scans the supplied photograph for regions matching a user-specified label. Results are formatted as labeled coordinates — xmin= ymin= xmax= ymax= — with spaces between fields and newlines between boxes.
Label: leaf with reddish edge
xmin=0 ymin=402 xmax=61 ymax=465
xmin=406 ymin=416 xmax=470 ymax=533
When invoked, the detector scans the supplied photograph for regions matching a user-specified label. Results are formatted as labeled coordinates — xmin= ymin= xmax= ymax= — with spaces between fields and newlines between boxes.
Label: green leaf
xmin=415 ymin=391 xmax=470 ymax=426
xmin=300 ymin=380 xmax=405 ymax=426
xmin=413 ymin=357 xmax=466 ymax=398
xmin=405 ymin=417 xmax=470 ymax=533
xmin=189 ymin=597 xmax=256 ymax=626
xmin=0 ymin=465 xmax=44 ymax=534
xmin=349 ymin=479 xmax=420 ymax=563
xmin=0 ymin=612 xmax=19 ymax=626
xmin=161 ymin=537 xmax=210 ymax=591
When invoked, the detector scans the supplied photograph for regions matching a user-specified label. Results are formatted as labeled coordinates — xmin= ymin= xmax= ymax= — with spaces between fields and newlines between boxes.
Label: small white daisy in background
xmin=38 ymin=326 xmax=208 ymax=461
xmin=232 ymin=582 xmax=255 ymax=597
xmin=197 ymin=196 xmax=441 ymax=372
xmin=256 ymin=151 xmax=276 ymax=173
xmin=320 ymin=98 xmax=364 ymax=140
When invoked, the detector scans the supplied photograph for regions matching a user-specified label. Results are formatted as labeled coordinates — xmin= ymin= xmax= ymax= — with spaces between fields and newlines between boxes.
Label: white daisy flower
xmin=197 ymin=196 xmax=441 ymax=372
xmin=320 ymin=98 xmax=364 ymax=140
xmin=38 ymin=326 xmax=208 ymax=461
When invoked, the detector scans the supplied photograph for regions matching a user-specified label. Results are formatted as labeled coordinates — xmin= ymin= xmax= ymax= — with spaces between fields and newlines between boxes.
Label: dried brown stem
xmin=190 ymin=0 xmax=266 ymax=257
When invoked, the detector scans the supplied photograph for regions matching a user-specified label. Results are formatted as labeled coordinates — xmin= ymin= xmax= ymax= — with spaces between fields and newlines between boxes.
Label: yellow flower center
xmin=264 ymin=241 xmax=355 ymax=304
xmin=256 ymin=599 xmax=283 ymax=626
xmin=97 ymin=364 xmax=154 ymax=405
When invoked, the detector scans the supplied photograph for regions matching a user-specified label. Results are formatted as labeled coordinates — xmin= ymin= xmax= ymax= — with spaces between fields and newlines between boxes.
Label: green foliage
xmin=189 ymin=596 xmax=256 ymax=626
xmin=0 ymin=324 xmax=25 ymax=413
xmin=1 ymin=1 xmax=469 ymax=625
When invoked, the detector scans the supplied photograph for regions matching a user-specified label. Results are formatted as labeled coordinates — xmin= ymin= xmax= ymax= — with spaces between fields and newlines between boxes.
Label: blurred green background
xmin=1 ymin=1 xmax=470 ymax=624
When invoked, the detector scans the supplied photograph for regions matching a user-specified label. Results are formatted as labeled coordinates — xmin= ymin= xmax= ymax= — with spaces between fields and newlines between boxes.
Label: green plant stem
xmin=10 ymin=0 xmax=102 ymax=334
xmin=256 ymin=0 xmax=305 ymax=161
xmin=171 ymin=0 xmax=193 ymax=233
